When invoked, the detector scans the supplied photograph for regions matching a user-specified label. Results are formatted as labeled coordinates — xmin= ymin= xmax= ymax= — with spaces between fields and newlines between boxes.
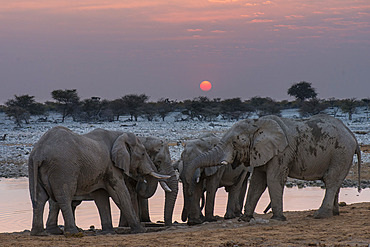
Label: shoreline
xmin=1 ymin=202 xmax=369 ymax=246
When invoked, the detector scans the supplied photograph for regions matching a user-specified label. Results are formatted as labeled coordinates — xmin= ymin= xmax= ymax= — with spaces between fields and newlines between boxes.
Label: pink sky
xmin=1 ymin=0 xmax=369 ymax=103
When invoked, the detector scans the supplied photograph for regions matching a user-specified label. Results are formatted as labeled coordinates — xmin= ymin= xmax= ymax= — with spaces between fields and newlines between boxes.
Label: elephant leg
xmin=91 ymin=189 xmax=114 ymax=234
xmin=204 ymin=181 xmax=218 ymax=222
xmin=237 ymin=173 xmax=249 ymax=216
xmin=240 ymin=167 xmax=267 ymax=222
xmin=315 ymin=158 xmax=351 ymax=219
xmin=107 ymin=180 xmax=145 ymax=233
xmin=225 ymin=171 xmax=249 ymax=219
xmin=71 ymin=200 xmax=82 ymax=220
xmin=30 ymin=184 xmax=49 ymax=236
xmin=186 ymin=183 xmax=204 ymax=225
xmin=333 ymin=188 xmax=340 ymax=216
xmin=224 ymin=186 xmax=238 ymax=219
xmin=45 ymin=199 xmax=63 ymax=235
xmin=118 ymin=185 xmax=139 ymax=227
xmin=54 ymin=197 xmax=79 ymax=234
xmin=266 ymin=162 xmax=287 ymax=221
xmin=139 ymin=198 xmax=151 ymax=223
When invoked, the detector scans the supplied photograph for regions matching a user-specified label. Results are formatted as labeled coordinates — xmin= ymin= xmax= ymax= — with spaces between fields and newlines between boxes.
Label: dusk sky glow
xmin=1 ymin=0 xmax=369 ymax=103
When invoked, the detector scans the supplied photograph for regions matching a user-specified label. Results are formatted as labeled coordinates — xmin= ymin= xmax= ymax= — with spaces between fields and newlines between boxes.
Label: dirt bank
xmin=1 ymin=202 xmax=369 ymax=246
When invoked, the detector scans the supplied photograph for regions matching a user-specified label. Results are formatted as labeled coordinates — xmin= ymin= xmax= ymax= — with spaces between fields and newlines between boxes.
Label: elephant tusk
xmin=160 ymin=181 xmax=172 ymax=193
xmin=150 ymin=171 xmax=171 ymax=180
xmin=220 ymin=161 xmax=228 ymax=165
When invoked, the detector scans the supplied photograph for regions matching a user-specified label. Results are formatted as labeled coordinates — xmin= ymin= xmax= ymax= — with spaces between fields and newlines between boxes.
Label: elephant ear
xmin=111 ymin=134 xmax=131 ymax=176
xmin=250 ymin=118 xmax=288 ymax=167
xmin=204 ymin=166 xmax=219 ymax=177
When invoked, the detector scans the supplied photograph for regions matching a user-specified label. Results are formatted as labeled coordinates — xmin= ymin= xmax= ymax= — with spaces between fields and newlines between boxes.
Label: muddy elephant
xmin=184 ymin=115 xmax=361 ymax=222
xmin=46 ymin=136 xmax=178 ymax=233
xmin=29 ymin=127 xmax=170 ymax=235
xmin=177 ymin=133 xmax=250 ymax=225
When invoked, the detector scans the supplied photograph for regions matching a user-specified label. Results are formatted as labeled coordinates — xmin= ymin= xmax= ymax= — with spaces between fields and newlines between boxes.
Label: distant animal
xmin=0 ymin=134 xmax=7 ymax=141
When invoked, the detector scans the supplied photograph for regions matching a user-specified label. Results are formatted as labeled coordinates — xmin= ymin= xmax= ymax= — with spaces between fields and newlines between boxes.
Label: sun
xmin=200 ymin=81 xmax=212 ymax=91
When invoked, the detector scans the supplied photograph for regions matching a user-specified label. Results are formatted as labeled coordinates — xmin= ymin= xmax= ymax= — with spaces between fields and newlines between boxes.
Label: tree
xmin=220 ymin=98 xmax=252 ymax=120
xmin=79 ymin=97 xmax=104 ymax=122
xmin=287 ymin=81 xmax=317 ymax=103
xmin=141 ymin=102 xmax=157 ymax=121
xmin=360 ymin=98 xmax=369 ymax=120
xmin=340 ymin=98 xmax=358 ymax=120
xmin=156 ymin=98 xmax=175 ymax=121
xmin=121 ymin=94 xmax=149 ymax=121
xmin=51 ymin=89 xmax=80 ymax=122
xmin=182 ymin=97 xmax=219 ymax=121
xmin=5 ymin=94 xmax=46 ymax=127
xmin=107 ymin=98 xmax=126 ymax=121
xmin=249 ymin=97 xmax=281 ymax=117
xmin=299 ymin=98 xmax=328 ymax=117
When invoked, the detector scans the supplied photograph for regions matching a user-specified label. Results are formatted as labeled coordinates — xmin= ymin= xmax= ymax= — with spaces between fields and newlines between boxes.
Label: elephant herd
xmin=28 ymin=114 xmax=361 ymax=235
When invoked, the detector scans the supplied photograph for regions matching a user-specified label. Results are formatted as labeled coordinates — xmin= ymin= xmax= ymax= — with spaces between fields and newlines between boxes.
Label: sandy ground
xmin=0 ymin=202 xmax=369 ymax=246
xmin=0 ymin=146 xmax=369 ymax=246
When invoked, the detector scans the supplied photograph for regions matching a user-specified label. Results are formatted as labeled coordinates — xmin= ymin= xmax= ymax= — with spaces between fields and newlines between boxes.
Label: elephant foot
xmin=101 ymin=226 xmax=115 ymax=235
xmin=45 ymin=225 xmax=63 ymax=235
xmin=204 ymin=216 xmax=218 ymax=222
xmin=271 ymin=214 xmax=286 ymax=221
xmin=238 ymin=214 xmax=254 ymax=222
xmin=99 ymin=229 xmax=116 ymax=235
xmin=30 ymin=228 xmax=49 ymax=236
xmin=224 ymin=212 xmax=239 ymax=220
xmin=313 ymin=208 xmax=333 ymax=219
xmin=164 ymin=221 xmax=173 ymax=226
xmin=130 ymin=225 xmax=146 ymax=234
xmin=63 ymin=226 xmax=80 ymax=235
xmin=187 ymin=218 xmax=203 ymax=226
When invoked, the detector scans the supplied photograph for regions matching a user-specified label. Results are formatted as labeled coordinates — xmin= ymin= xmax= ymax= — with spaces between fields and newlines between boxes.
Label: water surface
xmin=0 ymin=178 xmax=368 ymax=233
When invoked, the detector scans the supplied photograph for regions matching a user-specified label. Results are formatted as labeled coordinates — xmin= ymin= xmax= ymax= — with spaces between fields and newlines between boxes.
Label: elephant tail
xmin=28 ymin=156 xmax=41 ymax=205
xmin=356 ymin=145 xmax=361 ymax=193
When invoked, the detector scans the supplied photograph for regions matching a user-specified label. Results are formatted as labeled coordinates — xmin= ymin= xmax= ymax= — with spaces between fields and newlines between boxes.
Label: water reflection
xmin=0 ymin=178 xmax=368 ymax=233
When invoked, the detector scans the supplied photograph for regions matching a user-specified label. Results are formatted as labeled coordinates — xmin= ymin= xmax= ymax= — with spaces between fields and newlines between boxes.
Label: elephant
xmin=176 ymin=133 xmax=250 ymax=225
xmin=45 ymin=136 xmax=178 ymax=234
xmin=184 ymin=114 xmax=361 ymax=222
xmin=28 ymin=126 xmax=171 ymax=235
xmin=116 ymin=136 xmax=178 ymax=227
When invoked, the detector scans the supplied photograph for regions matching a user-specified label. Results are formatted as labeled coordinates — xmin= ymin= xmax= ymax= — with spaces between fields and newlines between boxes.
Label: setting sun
xmin=200 ymin=81 xmax=212 ymax=91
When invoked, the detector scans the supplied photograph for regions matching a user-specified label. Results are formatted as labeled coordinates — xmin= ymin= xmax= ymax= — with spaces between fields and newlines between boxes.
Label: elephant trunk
xmin=185 ymin=141 xmax=231 ymax=188
xmin=159 ymin=163 xmax=178 ymax=226
xmin=136 ymin=176 xmax=158 ymax=199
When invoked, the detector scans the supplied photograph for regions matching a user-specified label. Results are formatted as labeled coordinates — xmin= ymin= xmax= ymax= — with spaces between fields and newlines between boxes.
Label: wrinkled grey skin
xmin=29 ymin=127 xmax=170 ymax=235
xmin=120 ymin=136 xmax=178 ymax=226
xmin=184 ymin=115 xmax=361 ymax=222
xmin=177 ymin=133 xmax=250 ymax=225
xmin=46 ymin=136 xmax=178 ymax=234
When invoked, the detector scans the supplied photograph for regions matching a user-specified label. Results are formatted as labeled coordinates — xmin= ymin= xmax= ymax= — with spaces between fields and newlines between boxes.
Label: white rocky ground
xmin=0 ymin=109 xmax=369 ymax=187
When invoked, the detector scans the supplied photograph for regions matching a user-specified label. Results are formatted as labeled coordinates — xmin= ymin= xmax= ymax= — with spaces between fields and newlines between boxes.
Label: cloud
xmin=211 ymin=30 xmax=227 ymax=33
xmin=250 ymin=19 xmax=273 ymax=23
xmin=208 ymin=0 xmax=242 ymax=3
xmin=285 ymin=15 xmax=305 ymax=20
xmin=187 ymin=29 xmax=203 ymax=32
xmin=262 ymin=1 xmax=273 ymax=5
xmin=274 ymin=24 xmax=328 ymax=31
